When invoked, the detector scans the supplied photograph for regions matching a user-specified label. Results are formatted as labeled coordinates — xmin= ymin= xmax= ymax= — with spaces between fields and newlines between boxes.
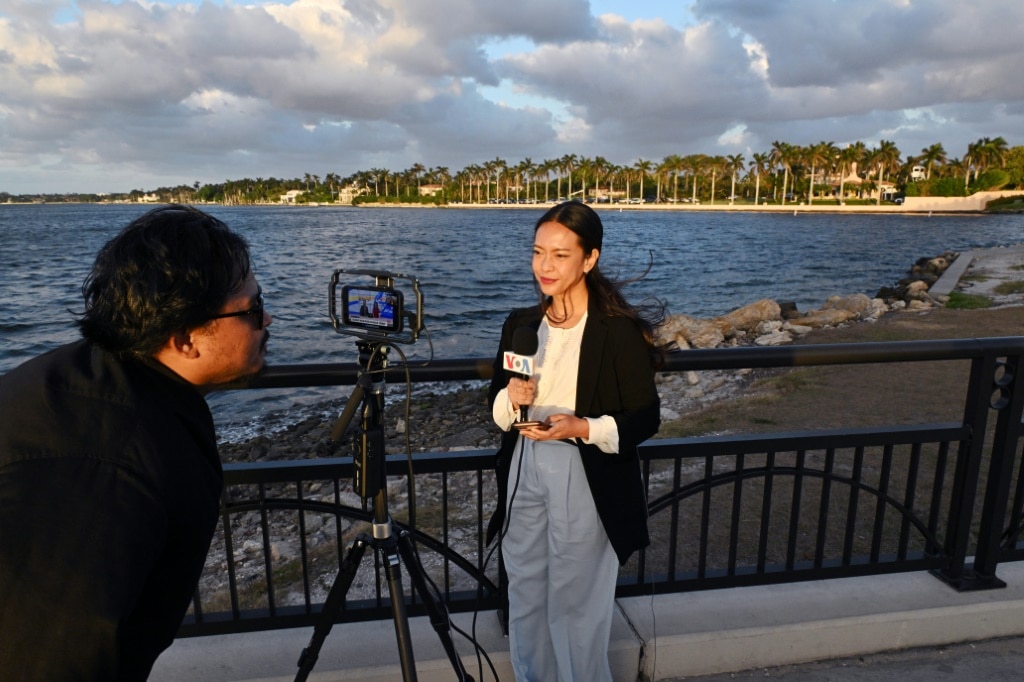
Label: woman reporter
xmin=487 ymin=201 xmax=663 ymax=681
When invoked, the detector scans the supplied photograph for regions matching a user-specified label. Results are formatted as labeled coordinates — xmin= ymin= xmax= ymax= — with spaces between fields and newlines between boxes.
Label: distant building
xmin=419 ymin=184 xmax=443 ymax=197
xmin=280 ymin=189 xmax=304 ymax=204
xmin=338 ymin=184 xmax=367 ymax=205
xmin=910 ymin=165 xmax=927 ymax=181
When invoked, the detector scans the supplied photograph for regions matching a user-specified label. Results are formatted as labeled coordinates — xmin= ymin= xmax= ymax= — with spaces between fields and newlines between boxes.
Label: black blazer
xmin=486 ymin=299 xmax=660 ymax=565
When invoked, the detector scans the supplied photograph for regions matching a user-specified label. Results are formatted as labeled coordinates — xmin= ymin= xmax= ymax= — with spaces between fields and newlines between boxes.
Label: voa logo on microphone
xmin=503 ymin=351 xmax=534 ymax=376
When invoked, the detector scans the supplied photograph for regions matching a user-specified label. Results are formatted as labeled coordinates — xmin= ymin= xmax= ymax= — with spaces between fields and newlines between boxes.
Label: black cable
xmin=469 ymin=427 xmax=529 ymax=681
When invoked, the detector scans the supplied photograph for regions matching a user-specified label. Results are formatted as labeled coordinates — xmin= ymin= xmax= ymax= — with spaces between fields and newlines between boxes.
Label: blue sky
xmin=1 ymin=0 xmax=1021 ymax=193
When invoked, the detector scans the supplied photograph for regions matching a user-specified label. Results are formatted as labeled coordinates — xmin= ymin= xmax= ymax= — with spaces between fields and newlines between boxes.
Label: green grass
xmin=993 ymin=280 xmax=1024 ymax=296
xmin=946 ymin=291 xmax=994 ymax=309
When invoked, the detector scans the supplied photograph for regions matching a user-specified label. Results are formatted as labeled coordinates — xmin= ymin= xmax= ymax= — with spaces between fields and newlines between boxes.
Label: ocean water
xmin=2 ymin=203 xmax=1021 ymax=440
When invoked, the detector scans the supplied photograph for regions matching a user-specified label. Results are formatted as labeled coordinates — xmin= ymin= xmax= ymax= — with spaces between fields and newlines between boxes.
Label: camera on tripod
xmin=327 ymin=269 xmax=424 ymax=499
xmin=329 ymin=268 xmax=423 ymax=344
xmin=298 ymin=268 xmax=474 ymax=682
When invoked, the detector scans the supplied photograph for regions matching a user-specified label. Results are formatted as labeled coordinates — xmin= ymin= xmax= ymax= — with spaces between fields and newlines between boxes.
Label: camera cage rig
xmin=329 ymin=268 xmax=423 ymax=345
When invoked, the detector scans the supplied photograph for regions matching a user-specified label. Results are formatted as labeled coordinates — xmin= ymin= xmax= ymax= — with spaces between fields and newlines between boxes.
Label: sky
xmin=1 ymin=0 xmax=1022 ymax=194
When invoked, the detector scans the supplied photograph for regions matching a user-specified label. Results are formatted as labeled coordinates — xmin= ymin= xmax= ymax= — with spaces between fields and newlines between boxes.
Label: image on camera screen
xmin=344 ymin=286 xmax=402 ymax=332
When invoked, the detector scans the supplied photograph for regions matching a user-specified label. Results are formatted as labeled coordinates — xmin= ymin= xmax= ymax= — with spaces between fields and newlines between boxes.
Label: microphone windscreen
xmin=512 ymin=326 xmax=539 ymax=356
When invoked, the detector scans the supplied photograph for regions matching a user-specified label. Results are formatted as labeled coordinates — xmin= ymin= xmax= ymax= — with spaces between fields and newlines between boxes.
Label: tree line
xmin=3 ymin=137 xmax=1021 ymax=206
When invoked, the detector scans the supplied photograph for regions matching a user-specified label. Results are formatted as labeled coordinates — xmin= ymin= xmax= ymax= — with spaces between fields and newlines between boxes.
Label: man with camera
xmin=0 ymin=205 xmax=271 ymax=680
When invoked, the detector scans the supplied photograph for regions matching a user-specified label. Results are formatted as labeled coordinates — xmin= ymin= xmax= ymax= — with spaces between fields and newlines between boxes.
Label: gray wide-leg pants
xmin=502 ymin=438 xmax=619 ymax=682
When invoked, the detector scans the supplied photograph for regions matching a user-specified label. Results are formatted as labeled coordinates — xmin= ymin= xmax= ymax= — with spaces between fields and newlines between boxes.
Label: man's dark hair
xmin=77 ymin=204 xmax=253 ymax=357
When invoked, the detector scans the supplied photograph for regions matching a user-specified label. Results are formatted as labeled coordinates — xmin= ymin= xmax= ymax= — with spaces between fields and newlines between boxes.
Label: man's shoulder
xmin=0 ymin=339 xmax=90 ymax=394
xmin=0 ymin=339 xmax=214 ymax=472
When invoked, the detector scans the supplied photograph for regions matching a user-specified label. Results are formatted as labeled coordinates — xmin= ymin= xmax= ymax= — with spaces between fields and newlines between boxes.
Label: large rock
xmin=755 ymin=330 xmax=793 ymax=346
xmin=658 ymin=313 xmax=726 ymax=349
xmin=786 ymin=308 xmax=858 ymax=328
xmin=904 ymin=280 xmax=930 ymax=301
xmin=822 ymin=293 xmax=871 ymax=317
xmin=716 ymin=299 xmax=782 ymax=333
xmin=821 ymin=293 xmax=888 ymax=320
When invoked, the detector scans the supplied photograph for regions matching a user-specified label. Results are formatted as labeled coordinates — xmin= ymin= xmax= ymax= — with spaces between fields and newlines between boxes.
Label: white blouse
xmin=493 ymin=313 xmax=620 ymax=454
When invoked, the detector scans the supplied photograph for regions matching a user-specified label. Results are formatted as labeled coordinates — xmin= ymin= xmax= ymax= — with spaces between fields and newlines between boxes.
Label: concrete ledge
xmin=622 ymin=561 xmax=1024 ymax=679
xmin=152 ymin=562 xmax=1024 ymax=681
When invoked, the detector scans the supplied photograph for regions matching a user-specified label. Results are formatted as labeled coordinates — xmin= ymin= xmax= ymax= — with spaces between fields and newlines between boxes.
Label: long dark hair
xmin=533 ymin=201 xmax=666 ymax=362
xmin=77 ymin=204 xmax=252 ymax=357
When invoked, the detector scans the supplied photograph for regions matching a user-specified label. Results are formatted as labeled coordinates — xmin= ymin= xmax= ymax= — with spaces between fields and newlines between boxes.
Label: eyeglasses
xmin=208 ymin=286 xmax=265 ymax=330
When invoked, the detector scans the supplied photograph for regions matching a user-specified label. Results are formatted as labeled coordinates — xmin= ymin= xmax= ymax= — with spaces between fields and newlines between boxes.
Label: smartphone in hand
xmin=512 ymin=420 xmax=550 ymax=431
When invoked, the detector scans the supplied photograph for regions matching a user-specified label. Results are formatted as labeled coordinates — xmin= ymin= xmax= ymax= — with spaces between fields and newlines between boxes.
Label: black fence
xmin=180 ymin=337 xmax=1024 ymax=637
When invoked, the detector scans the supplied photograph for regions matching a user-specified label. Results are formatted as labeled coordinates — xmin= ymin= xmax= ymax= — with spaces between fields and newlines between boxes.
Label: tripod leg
xmin=295 ymin=534 xmax=371 ymax=682
xmin=379 ymin=535 xmax=419 ymax=681
xmin=396 ymin=530 xmax=476 ymax=682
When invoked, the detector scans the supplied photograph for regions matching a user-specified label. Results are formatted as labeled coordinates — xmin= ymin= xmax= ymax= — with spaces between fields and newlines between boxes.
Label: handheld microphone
xmin=504 ymin=326 xmax=538 ymax=422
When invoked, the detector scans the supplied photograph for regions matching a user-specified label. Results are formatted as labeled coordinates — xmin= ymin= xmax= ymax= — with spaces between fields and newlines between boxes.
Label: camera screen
xmin=341 ymin=285 xmax=403 ymax=333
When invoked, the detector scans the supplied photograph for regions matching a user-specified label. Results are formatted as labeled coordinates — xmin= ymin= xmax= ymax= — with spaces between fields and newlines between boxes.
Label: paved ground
xmin=666 ymin=635 xmax=1024 ymax=681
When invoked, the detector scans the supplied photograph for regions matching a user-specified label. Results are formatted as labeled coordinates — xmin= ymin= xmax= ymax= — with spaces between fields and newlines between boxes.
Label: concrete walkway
xmin=151 ymin=561 xmax=1024 ymax=681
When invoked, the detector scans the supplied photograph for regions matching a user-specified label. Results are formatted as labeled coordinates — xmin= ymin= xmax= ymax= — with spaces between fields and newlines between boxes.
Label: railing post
xmin=931 ymin=353 xmax=995 ymax=590
xmin=970 ymin=350 xmax=1024 ymax=585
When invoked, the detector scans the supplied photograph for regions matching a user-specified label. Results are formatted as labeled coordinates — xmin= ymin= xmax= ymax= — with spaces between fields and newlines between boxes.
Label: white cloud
xmin=0 ymin=0 xmax=1021 ymax=193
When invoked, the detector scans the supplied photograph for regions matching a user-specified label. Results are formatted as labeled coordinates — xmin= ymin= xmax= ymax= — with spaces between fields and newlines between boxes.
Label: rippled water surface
xmin=2 ymin=203 xmax=1021 ymax=439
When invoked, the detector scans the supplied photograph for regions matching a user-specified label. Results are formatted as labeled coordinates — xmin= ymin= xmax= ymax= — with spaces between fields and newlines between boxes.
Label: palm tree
xmin=661 ymin=154 xmax=684 ymax=202
xmin=654 ymin=158 xmax=672 ymax=202
xmin=872 ymin=139 xmax=901 ymax=204
xmin=369 ymin=168 xmax=385 ymax=196
xmin=725 ymin=154 xmax=746 ymax=204
xmin=561 ymin=154 xmax=578 ymax=200
xmin=538 ymin=159 xmax=558 ymax=202
xmin=918 ymin=143 xmax=947 ymax=180
xmin=686 ymin=154 xmax=706 ymax=203
xmin=485 ymin=158 xmax=505 ymax=202
xmin=593 ymin=156 xmax=610 ymax=201
xmin=469 ymin=164 xmax=486 ymax=203
xmin=946 ymin=156 xmax=970 ymax=186
xmin=324 ymin=172 xmax=339 ymax=201
xmin=576 ymin=157 xmax=594 ymax=201
xmin=706 ymin=156 xmax=725 ymax=205
xmin=633 ymin=158 xmax=652 ymax=201
xmin=609 ymin=164 xmax=626 ymax=202
xmin=409 ymin=163 xmax=426 ymax=197
xmin=837 ymin=143 xmax=865 ymax=203
xmin=519 ymin=158 xmax=534 ymax=201
xmin=432 ymin=166 xmax=451 ymax=200
xmin=750 ymin=152 xmax=770 ymax=205
xmin=805 ymin=141 xmax=836 ymax=205
xmin=770 ymin=141 xmax=794 ymax=204
xmin=972 ymin=136 xmax=1009 ymax=185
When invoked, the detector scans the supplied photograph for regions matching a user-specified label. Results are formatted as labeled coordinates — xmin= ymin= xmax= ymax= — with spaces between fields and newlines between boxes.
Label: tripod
xmin=295 ymin=341 xmax=474 ymax=682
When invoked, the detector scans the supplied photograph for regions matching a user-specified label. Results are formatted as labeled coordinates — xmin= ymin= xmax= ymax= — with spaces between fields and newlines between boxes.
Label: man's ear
xmin=166 ymin=329 xmax=200 ymax=359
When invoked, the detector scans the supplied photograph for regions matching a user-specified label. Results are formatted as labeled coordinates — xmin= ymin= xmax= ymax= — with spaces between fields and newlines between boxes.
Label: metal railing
xmin=180 ymin=337 xmax=1024 ymax=637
